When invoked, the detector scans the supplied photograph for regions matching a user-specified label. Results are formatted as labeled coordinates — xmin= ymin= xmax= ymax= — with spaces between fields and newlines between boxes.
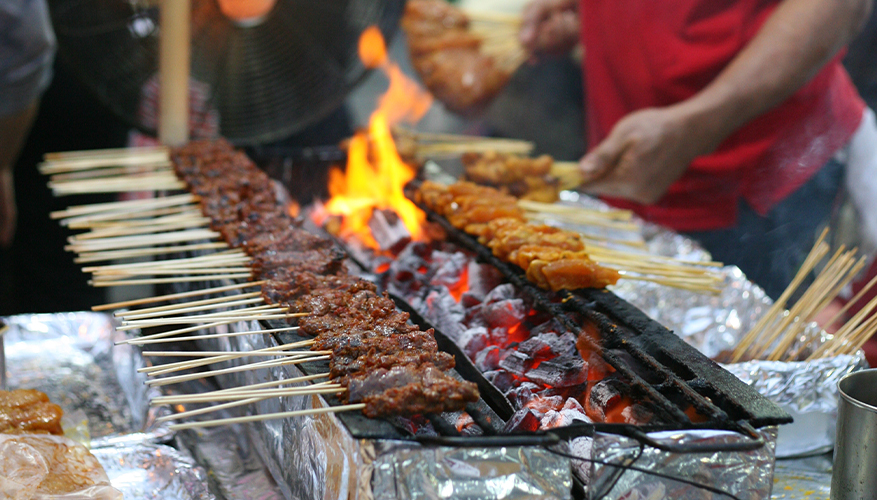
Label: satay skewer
xmin=146 ymin=355 xmax=331 ymax=387
xmin=123 ymin=326 xmax=303 ymax=346
xmin=151 ymin=385 xmax=344 ymax=405
xmin=116 ymin=293 xmax=263 ymax=318
xmin=154 ymin=375 xmax=332 ymax=422
xmin=96 ymin=280 xmax=264 ymax=311
xmin=76 ymin=243 xmax=231 ymax=263
xmin=43 ymin=145 xmax=168 ymax=161
xmin=142 ymin=349 xmax=330 ymax=358
xmin=90 ymin=274 xmax=252 ymax=287
xmin=138 ymin=340 xmax=316 ymax=374
xmin=167 ymin=404 xmax=366 ymax=431
xmin=51 ymin=193 xmax=198 ymax=219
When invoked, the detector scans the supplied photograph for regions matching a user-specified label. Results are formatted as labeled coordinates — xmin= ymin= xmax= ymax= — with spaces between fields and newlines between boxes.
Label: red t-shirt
xmin=581 ymin=0 xmax=865 ymax=231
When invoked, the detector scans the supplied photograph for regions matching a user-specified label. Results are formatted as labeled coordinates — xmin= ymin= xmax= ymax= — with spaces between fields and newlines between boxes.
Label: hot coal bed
xmin=165 ymin=147 xmax=790 ymax=500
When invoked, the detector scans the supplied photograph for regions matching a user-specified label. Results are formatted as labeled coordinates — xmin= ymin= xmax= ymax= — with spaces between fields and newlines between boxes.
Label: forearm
xmin=680 ymin=0 xmax=872 ymax=147
xmin=0 ymin=102 xmax=39 ymax=174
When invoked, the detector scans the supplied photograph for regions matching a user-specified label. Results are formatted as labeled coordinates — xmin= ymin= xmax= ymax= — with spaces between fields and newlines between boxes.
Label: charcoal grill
xmin=253 ymin=194 xmax=791 ymax=455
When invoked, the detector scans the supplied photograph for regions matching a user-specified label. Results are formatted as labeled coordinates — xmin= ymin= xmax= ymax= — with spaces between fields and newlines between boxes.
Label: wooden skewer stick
xmin=50 ymin=193 xmax=197 ymax=219
xmin=146 ymin=355 xmax=331 ymax=387
xmin=142 ymin=349 xmax=330 ymax=358
xmin=167 ymin=404 xmax=366 ymax=431
xmin=76 ymin=242 xmax=230 ymax=263
xmin=151 ymin=385 xmax=344 ymax=405
xmin=154 ymin=375 xmax=332 ymax=422
xmin=92 ymin=267 xmax=253 ymax=277
xmin=39 ymin=153 xmax=170 ymax=174
xmin=115 ymin=319 xmax=262 ymax=346
xmin=96 ymin=280 xmax=264 ymax=311
xmin=44 ymin=145 xmax=168 ymax=161
xmin=72 ymin=218 xmax=211 ymax=240
xmin=65 ymin=206 xmax=197 ymax=227
xmin=210 ymin=373 xmax=330 ymax=394
xmin=120 ymin=297 xmax=266 ymax=320
xmin=85 ymin=251 xmax=247 ymax=273
xmin=137 ymin=339 xmax=316 ymax=374
xmin=123 ymin=325 xmax=302 ymax=346
xmin=49 ymin=164 xmax=173 ymax=182
xmin=116 ymin=307 xmax=287 ymax=330
xmin=116 ymin=292 xmax=262 ymax=318
xmin=91 ymin=274 xmax=252 ymax=287
xmin=67 ymin=229 xmax=220 ymax=252
xmin=119 ymin=304 xmax=289 ymax=324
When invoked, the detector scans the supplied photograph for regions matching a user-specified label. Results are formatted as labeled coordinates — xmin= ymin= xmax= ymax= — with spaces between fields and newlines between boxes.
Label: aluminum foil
xmin=553 ymin=192 xmax=868 ymax=458
xmin=1 ymin=311 xmax=174 ymax=446
xmin=580 ymin=427 xmax=779 ymax=500
xmin=92 ymin=442 xmax=214 ymax=500
xmin=370 ymin=441 xmax=572 ymax=500
xmin=188 ymin=317 xmax=365 ymax=500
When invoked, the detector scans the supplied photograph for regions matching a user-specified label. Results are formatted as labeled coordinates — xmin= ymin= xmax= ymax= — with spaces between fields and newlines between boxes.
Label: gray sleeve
xmin=0 ymin=0 xmax=57 ymax=117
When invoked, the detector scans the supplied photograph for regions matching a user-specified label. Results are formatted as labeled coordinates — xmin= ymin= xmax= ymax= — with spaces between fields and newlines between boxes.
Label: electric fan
xmin=47 ymin=0 xmax=405 ymax=145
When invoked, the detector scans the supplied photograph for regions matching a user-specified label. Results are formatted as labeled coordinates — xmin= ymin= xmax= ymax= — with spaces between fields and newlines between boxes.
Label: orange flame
xmin=321 ymin=26 xmax=433 ymax=249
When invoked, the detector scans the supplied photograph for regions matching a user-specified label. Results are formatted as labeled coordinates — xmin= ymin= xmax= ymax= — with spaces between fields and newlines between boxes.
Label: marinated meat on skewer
xmin=167 ymin=139 xmax=480 ymax=419
xmin=417 ymin=180 xmax=620 ymax=290
xmin=402 ymin=0 xmax=515 ymax=115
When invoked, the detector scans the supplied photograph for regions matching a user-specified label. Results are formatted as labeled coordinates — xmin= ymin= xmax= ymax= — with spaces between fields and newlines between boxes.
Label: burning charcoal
xmin=483 ymin=369 xmax=517 ymax=393
xmin=458 ymin=326 xmax=489 ymax=358
xmin=540 ymin=408 xmax=591 ymax=429
xmin=369 ymin=208 xmax=411 ymax=253
xmin=423 ymin=289 xmax=466 ymax=342
xmin=562 ymin=397 xmax=586 ymax=414
xmin=454 ymin=412 xmax=482 ymax=436
xmin=481 ymin=298 xmax=526 ymax=330
xmin=464 ymin=262 xmax=504 ymax=300
xmin=586 ymin=377 xmax=627 ymax=422
xmin=525 ymin=356 xmax=587 ymax=387
xmin=483 ymin=283 xmax=517 ymax=303
xmin=488 ymin=326 xmax=510 ymax=346
xmin=505 ymin=382 xmax=541 ymax=410
xmin=498 ymin=350 xmax=530 ymax=375
xmin=503 ymin=408 xmax=542 ymax=433
xmin=431 ymin=251 xmax=469 ymax=289
xmin=620 ymin=404 xmax=653 ymax=425
xmin=524 ymin=395 xmax=564 ymax=415
xmin=474 ymin=345 xmax=502 ymax=371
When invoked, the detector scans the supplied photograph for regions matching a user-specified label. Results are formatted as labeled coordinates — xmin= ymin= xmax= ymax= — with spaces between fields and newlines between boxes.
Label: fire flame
xmin=321 ymin=26 xmax=433 ymax=249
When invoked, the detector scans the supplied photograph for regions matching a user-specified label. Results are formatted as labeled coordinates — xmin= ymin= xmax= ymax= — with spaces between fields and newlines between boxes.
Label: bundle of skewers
xmin=724 ymin=228 xmax=877 ymax=363
xmin=401 ymin=0 xmax=526 ymax=115
xmin=45 ymin=140 xmax=480 ymax=430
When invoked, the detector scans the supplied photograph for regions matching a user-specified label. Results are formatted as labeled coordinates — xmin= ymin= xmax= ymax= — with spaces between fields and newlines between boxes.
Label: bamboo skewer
xmin=142 ymin=349 xmax=329 ymax=358
xmin=122 ymin=326 xmax=302 ymax=346
xmin=138 ymin=339 xmax=316 ymax=374
xmin=91 ymin=274 xmax=252 ymax=287
xmin=96 ymin=280 xmax=264 ymax=311
xmin=152 ymin=385 xmax=344 ymax=405
xmin=167 ymin=404 xmax=366 ymax=431
xmin=44 ymin=145 xmax=168 ymax=161
xmin=51 ymin=193 xmax=198 ymax=219
xmin=146 ymin=355 xmax=331 ymax=387
xmin=116 ymin=292 xmax=263 ymax=318
xmin=76 ymin=242 xmax=230 ymax=263
xmin=118 ymin=297 xmax=266 ymax=319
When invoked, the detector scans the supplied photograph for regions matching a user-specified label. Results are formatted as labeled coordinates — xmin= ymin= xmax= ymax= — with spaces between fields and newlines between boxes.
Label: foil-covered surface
xmin=581 ymin=427 xmax=778 ymax=500
xmin=1 ymin=312 xmax=213 ymax=500
xmin=554 ymin=192 xmax=868 ymax=458
xmin=93 ymin=443 xmax=214 ymax=500
xmin=1 ymin=311 xmax=174 ymax=446
xmin=370 ymin=441 xmax=572 ymax=500
xmin=189 ymin=317 xmax=364 ymax=500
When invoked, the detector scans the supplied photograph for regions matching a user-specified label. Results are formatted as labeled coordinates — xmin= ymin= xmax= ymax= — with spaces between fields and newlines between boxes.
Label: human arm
xmin=579 ymin=0 xmax=874 ymax=204
xmin=518 ymin=0 xmax=579 ymax=56
xmin=0 ymin=103 xmax=40 ymax=247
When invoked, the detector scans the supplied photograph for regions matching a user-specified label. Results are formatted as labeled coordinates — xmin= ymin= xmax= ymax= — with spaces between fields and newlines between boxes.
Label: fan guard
xmin=48 ymin=0 xmax=405 ymax=145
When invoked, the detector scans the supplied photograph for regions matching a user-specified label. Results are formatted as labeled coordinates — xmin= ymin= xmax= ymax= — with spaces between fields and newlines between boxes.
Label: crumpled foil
xmin=370 ymin=441 xmax=572 ymax=500
xmin=554 ymin=191 xmax=868 ymax=458
xmin=92 ymin=442 xmax=214 ymax=500
xmin=188 ymin=317 xmax=364 ymax=500
xmin=1 ymin=311 xmax=174 ymax=446
xmin=580 ymin=427 xmax=779 ymax=500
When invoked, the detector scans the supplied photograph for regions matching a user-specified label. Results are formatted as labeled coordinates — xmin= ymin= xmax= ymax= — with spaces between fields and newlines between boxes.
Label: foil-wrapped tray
xmin=554 ymin=191 xmax=868 ymax=458
xmin=1 ymin=311 xmax=174 ymax=447
xmin=1 ymin=312 xmax=215 ymax=500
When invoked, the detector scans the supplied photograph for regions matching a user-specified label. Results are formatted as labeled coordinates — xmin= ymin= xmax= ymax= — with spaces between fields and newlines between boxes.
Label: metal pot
xmin=832 ymin=368 xmax=877 ymax=499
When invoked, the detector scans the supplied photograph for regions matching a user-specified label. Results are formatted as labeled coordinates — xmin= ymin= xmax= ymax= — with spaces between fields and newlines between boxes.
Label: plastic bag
xmin=0 ymin=434 xmax=122 ymax=500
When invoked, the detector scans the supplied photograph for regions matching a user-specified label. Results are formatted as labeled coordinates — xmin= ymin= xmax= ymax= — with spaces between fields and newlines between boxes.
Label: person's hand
xmin=0 ymin=168 xmax=16 ymax=248
xmin=577 ymin=105 xmax=722 ymax=204
xmin=518 ymin=0 xmax=579 ymax=57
